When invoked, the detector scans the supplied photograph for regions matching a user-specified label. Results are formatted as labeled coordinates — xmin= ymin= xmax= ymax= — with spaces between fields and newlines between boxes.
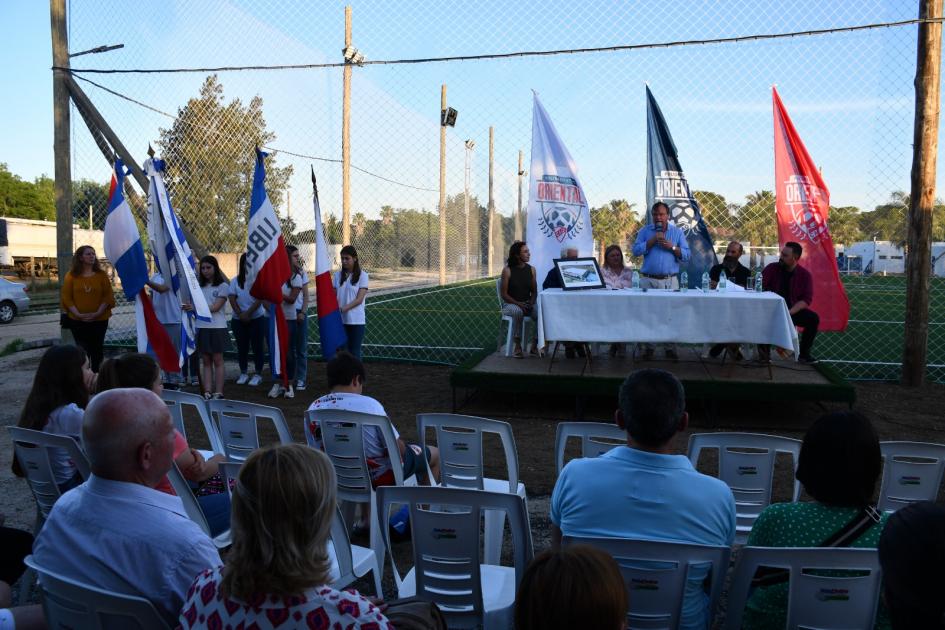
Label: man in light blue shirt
xmin=32 ymin=388 xmax=221 ymax=626
xmin=551 ymin=369 xmax=735 ymax=630
xmin=631 ymin=202 xmax=691 ymax=359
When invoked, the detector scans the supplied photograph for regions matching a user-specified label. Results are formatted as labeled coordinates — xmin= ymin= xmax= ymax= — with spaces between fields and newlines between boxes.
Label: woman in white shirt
xmin=335 ymin=245 xmax=369 ymax=360
xmin=271 ymin=245 xmax=309 ymax=400
xmin=228 ymin=254 xmax=266 ymax=387
xmin=14 ymin=344 xmax=96 ymax=491
xmin=185 ymin=255 xmax=230 ymax=400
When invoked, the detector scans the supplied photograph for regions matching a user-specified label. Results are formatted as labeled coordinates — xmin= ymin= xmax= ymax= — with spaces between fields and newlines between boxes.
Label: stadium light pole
xmin=464 ymin=139 xmax=475 ymax=279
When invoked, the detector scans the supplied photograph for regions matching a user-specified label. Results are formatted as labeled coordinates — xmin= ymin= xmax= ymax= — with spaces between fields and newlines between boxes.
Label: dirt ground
xmin=2 ymin=349 xmax=944 ymax=603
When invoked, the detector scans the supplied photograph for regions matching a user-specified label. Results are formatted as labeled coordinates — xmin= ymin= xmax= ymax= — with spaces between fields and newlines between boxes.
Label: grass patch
xmin=0 ymin=338 xmax=25 ymax=357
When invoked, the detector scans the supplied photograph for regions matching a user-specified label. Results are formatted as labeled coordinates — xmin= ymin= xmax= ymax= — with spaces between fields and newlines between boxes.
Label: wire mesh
xmin=62 ymin=0 xmax=944 ymax=379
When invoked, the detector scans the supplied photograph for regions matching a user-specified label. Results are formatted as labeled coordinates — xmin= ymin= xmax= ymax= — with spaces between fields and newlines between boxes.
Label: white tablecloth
xmin=536 ymin=288 xmax=799 ymax=355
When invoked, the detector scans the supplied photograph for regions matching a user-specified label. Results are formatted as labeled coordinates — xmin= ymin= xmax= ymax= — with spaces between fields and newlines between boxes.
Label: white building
xmin=845 ymin=240 xmax=905 ymax=274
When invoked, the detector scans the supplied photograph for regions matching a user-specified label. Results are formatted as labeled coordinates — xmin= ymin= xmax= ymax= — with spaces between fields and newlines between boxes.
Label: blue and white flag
xmin=145 ymin=156 xmax=209 ymax=370
xmin=525 ymin=93 xmax=594 ymax=287
xmin=645 ymin=86 xmax=717 ymax=288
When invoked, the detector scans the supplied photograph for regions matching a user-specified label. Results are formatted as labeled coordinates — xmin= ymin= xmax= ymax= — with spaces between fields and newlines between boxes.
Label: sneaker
xmin=203 ymin=391 xmax=212 ymax=401
xmin=295 ymin=379 xmax=306 ymax=391
xmin=236 ymin=373 xmax=249 ymax=385
xmin=211 ymin=392 xmax=224 ymax=400
xmin=284 ymin=385 xmax=295 ymax=399
xmin=798 ymin=354 xmax=818 ymax=364
xmin=248 ymin=374 xmax=262 ymax=387
xmin=189 ymin=377 xmax=199 ymax=387
xmin=267 ymin=383 xmax=285 ymax=399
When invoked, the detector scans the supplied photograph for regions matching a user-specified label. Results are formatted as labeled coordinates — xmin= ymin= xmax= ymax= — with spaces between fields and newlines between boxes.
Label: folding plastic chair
xmin=160 ymin=390 xmax=225 ymax=455
xmin=562 ymin=535 xmax=730 ymax=630
xmin=25 ymin=555 xmax=171 ymax=630
xmin=687 ymin=432 xmax=802 ymax=543
xmin=496 ymin=277 xmax=533 ymax=356
xmin=725 ymin=547 xmax=883 ymax=630
xmin=306 ymin=408 xmax=415 ymax=582
xmin=417 ymin=412 xmax=527 ymax=565
xmin=166 ymin=463 xmax=231 ymax=549
xmin=206 ymin=399 xmax=293 ymax=461
xmin=554 ymin=421 xmax=626 ymax=476
xmin=376 ymin=485 xmax=533 ymax=630
xmin=878 ymin=441 xmax=945 ymax=512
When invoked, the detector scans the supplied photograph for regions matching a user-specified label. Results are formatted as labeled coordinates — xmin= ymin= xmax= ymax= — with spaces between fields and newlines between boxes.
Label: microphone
xmin=655 ymin=220 xmax=664 ymax=233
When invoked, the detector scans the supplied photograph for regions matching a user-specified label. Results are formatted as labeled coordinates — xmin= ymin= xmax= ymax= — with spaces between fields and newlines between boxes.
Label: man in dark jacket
xmin=761 ymin=241 xmax=819 ymax=363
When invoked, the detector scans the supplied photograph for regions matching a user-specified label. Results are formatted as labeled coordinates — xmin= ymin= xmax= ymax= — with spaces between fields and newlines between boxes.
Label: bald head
xmin=83 ymin=388 xmax=176 ymax=486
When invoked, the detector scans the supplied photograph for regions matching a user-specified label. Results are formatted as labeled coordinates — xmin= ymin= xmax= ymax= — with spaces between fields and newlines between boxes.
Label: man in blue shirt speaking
xmin=631 ymin=201 xmax=690 ymax=359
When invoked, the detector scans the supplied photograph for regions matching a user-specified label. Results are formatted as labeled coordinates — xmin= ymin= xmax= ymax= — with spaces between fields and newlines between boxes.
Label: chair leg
xmin=483 ymin=508 xmax=506 ymax=566
xmin=369 ymin=496 xmax=386 ymax=589
xmin=504 ymin=320 xmax=514 ymax=357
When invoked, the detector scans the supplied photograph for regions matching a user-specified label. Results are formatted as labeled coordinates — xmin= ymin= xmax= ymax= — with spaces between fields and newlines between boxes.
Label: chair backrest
xmin=207 ymin=399 xmax=293 ymax=461
xmin=376 ymin=485 xmax=533 ymax=629
xmin=878 ymin=441 xmax=945 ymax=512
xmin=329 ymin=504 xmax=357 ymax=589
xmin=306 ymin=408 xmax=404 ymax=503
xmin=417 ymin=413 xmax=519 ymax=492
xmin=8 ymin=426 xmax=92 ymax=524
xmin=687 ymin=432 xmax=802 ymax=540
xmin=25 ymin=555 xmax=171 ymax=630
xmin=554 ymin=421 xmax=626 ymax=475
xmin=724 ymin=547 xmax=883 ymax=630
xmin=562 ymin=535 xmax=730 ymax=630
xmin=160 ymin=390 xmax=225 ymax=455
xmin=165 ymin=463 xmax=211 ymax=537
xmin=495 ymin=277 xmax=503 ymax=308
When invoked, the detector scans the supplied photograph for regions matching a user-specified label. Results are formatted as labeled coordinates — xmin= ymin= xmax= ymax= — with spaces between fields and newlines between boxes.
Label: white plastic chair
xmin=160 ymin=390 xmax=225 ymax=455
xmin=496 ymin=277 xmax=533 ymax=356
xmin=207 ymin=399 xmax=293 ymax=461
xmin=724 ymin=547 xmax=883 ymax=630
xmin=878 ymin=441 xmax=945 ymax=512
xmin=417 ymin=412 xmax=527 ymax=565
xmin=687 ymin=432 xmax=802 ymax=544
xmin=376 ymin=485 xmax=533 ymax=630
xmin=306 ymin=408 xmax=415 ymax=582
xmin=554 ymin=421 xmax=626 ymax=476
xmin=562 ymin=535 xmax=730 ymax=630
xmin=25 ymin=555 xmax=171 ymax=630
xmin=166 ymin=463 xmax=231 ymax=549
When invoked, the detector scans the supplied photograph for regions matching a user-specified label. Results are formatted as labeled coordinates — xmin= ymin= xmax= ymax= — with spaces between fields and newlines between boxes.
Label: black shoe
xmin=565 ymin=346 xmax=576 ymax=359
xmin=576 ymin=345 xmax=587 ymax=358
xmin=709 ymin=344 xmax=725 ymax=359
xmin=798 ymin=354 xmax=818 ymax=364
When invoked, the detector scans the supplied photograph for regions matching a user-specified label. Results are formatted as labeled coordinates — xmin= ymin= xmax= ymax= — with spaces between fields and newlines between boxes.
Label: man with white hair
xmin=32 ymin=388 xmax=220 ymax=625
xmin=542 ymin=246 xmax=586 ymax=358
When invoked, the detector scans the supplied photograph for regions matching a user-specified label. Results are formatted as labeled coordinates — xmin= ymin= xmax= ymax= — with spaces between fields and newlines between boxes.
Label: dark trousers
xmin=792 ymin=308 xmax=820 ymax=358
xmin=344 ymin=324 xmax=366 ymax=360
xmin=231 ymin=317 xmax=266 ymax=374
xmin=70 ymin=319 xmax=108 ymax=371
xmin=0 ymin=526 xmax=33 ymax=585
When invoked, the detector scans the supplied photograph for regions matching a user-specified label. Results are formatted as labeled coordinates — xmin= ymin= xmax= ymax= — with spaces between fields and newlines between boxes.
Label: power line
xmin=72 ymin=75 xmax=439 ymax=193
xmin=57 ymin=17 xmax=940 ymax=75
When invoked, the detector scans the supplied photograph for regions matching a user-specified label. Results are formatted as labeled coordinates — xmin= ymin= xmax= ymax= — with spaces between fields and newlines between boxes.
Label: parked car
xmin=0 ymin=278 xmax=29 ymax=323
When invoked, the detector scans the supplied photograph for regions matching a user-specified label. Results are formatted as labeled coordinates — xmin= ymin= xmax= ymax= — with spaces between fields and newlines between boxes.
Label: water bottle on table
xmin=631 ymin=270 xmax=640 ymax=290
xmin=701 ymin=271 xmax=710 ymax=293
xmin=718 ymin=272 xmax=728 ymax=291
xmin=680 ymin=270 xmax=688 ymax=292
xmin=755 ymin=272 xmax=764 ymax=292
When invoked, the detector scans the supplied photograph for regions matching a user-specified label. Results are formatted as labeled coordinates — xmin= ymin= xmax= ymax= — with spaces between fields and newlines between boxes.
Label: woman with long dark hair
xmin=15 ymin=344 xmax=95 ymax=490
xmin=335 ymin=245 xmax=369 ymax=360
xmin=269 ymin=245 xmax=309 ymax=399
xmin=228 ymin=253 xmax=266 ymax=387
xmin=60 ymin=245 xmax=115 ymax=371
xmin=500 ymin=241 xmax=538 ymax=358
xmin=185 ymin=255 xmax=229 ymax=400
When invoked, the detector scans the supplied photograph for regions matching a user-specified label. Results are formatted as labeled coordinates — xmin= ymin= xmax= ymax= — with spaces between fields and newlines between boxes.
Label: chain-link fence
xmin=62 ymin=0 xmax=944 ymax=379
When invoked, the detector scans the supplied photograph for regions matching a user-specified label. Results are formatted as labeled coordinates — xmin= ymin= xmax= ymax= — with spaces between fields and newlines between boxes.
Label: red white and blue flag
xmin=311 ymin=167 xmax=346 ymax=358
xmin=246 ymin=148 xmax=290 ymax=386
xmin=103 ymin=157 xmax=177 ymax=371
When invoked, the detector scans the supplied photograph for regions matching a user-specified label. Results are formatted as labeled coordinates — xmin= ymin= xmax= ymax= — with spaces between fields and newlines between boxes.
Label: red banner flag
xmin=772 ymin=87 xmax=850 ymax=331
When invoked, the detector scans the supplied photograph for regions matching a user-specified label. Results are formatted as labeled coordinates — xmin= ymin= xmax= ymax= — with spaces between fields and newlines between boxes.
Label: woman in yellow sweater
xmin=60 ymin=245 xmax=115 ymax=371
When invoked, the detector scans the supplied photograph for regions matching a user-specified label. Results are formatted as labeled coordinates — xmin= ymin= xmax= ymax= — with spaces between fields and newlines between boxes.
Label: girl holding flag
xmin=335 ymin=245 xmax=369 ymax=360
xmin=276 ymin=245 xmax=309 ymax=399
xmin=187 ymin=255 xmax=230 ymax=400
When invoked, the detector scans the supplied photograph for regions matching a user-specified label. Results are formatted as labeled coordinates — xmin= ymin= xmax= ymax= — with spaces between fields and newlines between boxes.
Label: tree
xmin=859 ymin=192 xmax=908 ymax=246
xmin=827 ymin=205 xmax=863 ymax=247
xmin=158 ymin=75 xmax=293 ymax=252
xmin=72 ymin=179 xmax=110 ymax=229
xmin=0 ymin=163 xmax=55 ymax=221
xmin=737 ymin=190 xmax=778 ymax=249
xmin=590 ymin=199 xmax=640 ymax=261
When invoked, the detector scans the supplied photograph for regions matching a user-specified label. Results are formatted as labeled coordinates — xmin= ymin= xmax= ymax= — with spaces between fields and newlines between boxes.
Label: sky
xmin=0 ymin=0 xmax=936 ymax=232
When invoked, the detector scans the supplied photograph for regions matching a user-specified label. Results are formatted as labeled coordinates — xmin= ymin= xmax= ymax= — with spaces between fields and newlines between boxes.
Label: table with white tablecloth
xmin=536 ymin=288 xmax=800 ymax=356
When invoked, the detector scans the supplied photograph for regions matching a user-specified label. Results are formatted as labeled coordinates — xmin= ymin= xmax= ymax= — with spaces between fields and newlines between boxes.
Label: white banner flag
xmin=525 ymin=93 xmax=594 ymax=287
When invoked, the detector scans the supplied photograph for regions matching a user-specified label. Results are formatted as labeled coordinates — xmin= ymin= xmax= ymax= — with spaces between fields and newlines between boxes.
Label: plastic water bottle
xmin=718 ymin=271 xmax=728 ymax=291
xmin=701 ymin=271 xmax=710 ymax=293
xmin=680 ymin=270 xmax=688 ymax=292
xmin=631 ymin=270 xmax=641 ymax=290
xmin=755 ymin=272 xmax=764 ymax=292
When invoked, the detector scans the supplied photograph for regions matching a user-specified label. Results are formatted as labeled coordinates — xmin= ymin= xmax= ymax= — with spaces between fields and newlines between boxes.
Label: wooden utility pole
xmin=488 ymin=126 xmax=495 ymax=276
xmin=51 ymin=0 xmax=72 ymax=296
xmin=341 ymin=6 xmax=352 ymax=246
xmin=438 ymin=85 xmax=448 ymax=285
xmin=515 ymin=150 xmax=524 ymax=241
xmin=903 ymin=0 xmax=943 ymax=386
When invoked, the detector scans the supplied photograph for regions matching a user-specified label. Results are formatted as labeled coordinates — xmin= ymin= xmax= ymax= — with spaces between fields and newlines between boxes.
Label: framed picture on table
xmin=555 ymin=257 xmax=606 ymax=291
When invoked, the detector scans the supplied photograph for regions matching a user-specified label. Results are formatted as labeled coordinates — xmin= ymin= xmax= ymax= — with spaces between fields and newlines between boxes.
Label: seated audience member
xmin=31 ymin=388 xmax=221 ymax=626
xmin=879 ymin=501 xmax=945 ymax=630
xmin=179 ymin=444 xmax=392 ymax=629
xmin=500 ymin=240 xmax=538 ymax=357
xmin=708 ymin=241 xmax=751 ymax=359
xmin=14 ymin=344 xmax=95 ymax=491
xmin=551 ymin=369 xmax=735 ymax=630
xmin=601 ymin=244 xmax=633 ymax=290
xmin=542 ymin=246 xmax=586 ymax=359
xmin=96 ymin=353 xmax=230 ymax=537
xmin=741 ymin=411 xmax=890 ymax=630
xmin=307 ymin=351 xmax=440 ymax=490
xmin=0 ymin=517 xmax=43 ymax=630
xmin=760 ymin=241 xmax=819 ymax=363
xmin=515 ymin=545 xmax=627 ymax=630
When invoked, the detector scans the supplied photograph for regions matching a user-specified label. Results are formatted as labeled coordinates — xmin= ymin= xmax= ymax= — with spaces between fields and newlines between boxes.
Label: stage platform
xmin=450 ymin=346 xmax=855 ymax=417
